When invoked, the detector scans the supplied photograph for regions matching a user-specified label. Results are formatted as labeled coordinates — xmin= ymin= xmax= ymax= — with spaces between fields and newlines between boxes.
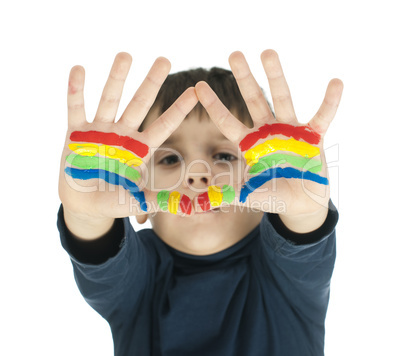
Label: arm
xmin=262 ymin=199 xmax=338 ymax=309
xmin=58 ymin=205 xmax=149 ymax=320
xmin=257 ymin=201 xmax=338 ymax=354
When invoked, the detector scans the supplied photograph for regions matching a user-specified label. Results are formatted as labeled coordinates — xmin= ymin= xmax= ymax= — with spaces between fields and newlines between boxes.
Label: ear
xmin=135 ymin=214 xmax=148 ymax=224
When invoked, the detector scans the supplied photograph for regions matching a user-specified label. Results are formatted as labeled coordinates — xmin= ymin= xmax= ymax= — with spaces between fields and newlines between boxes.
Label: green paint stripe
xmin=157 ymin=190 xmax=170 ymax=211
xmin=221 ymin=185 xmax=235 ymax=204
xmin=249 ymin=153 xmax=322 ymax=174
xmin=66 ymin=154 xmax=141 ymax=181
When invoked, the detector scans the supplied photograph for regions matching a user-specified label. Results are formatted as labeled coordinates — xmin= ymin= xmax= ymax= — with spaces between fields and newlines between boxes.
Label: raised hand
xmin=59 ymin=53 xmax=198 ymax=237
xmin=195 ymin=50 xmax=343 ymax=231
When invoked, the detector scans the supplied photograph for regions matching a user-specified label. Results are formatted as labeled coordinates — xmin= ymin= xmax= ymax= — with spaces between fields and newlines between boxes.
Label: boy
xmin=58 ymin=50 xmax=343 ymax=355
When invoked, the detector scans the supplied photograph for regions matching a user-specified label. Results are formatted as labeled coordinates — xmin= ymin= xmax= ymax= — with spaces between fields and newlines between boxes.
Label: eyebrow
xmin=160 ymin=136 xmax=178 ymax=146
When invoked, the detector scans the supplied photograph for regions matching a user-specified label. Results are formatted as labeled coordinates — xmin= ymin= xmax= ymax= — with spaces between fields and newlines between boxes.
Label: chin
xmin=150 ymin=207 xmax=264 ymax=255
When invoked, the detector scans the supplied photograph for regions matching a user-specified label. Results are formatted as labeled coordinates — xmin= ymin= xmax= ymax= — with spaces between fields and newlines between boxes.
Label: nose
xmin=187 ymin=176 xmax=209 ymax=185
xmin=185 ymin=160 xmax=211 ymax=189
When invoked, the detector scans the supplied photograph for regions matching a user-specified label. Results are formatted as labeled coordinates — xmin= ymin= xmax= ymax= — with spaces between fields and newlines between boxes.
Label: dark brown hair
xmin=140 ymin=67 xmax=257 ymax=131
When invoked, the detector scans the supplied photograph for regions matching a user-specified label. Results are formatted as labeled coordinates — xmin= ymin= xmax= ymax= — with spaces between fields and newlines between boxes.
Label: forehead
xmin=163 ymin=113 xmax=229 ymax=146
xmin=141 ymin=104 xmax=252 ymax=135
xmin=143 ymin=109 xmax=230 ymax=146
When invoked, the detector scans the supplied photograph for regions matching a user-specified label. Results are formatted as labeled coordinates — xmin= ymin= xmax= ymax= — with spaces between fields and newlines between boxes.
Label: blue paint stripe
xmin=65 ymin=167 xmax=147 ymax=212
xmin=240 ymin=167 xmax=329 ymax=203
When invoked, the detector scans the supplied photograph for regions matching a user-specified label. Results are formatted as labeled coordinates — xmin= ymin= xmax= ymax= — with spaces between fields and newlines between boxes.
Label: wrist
xmin=63 ymin=206 xmax=115 ymax=241
xmin=278 ymin=203 xmax=329 ymax=234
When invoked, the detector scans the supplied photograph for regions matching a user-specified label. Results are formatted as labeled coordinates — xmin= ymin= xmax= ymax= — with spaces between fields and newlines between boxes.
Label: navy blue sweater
xmin=58 ymin=202 xmax=337 ymax=356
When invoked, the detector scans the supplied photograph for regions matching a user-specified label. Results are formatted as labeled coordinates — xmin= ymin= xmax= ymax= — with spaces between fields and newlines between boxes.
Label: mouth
xmin=194 ymin=207 xmax=221 ymax=215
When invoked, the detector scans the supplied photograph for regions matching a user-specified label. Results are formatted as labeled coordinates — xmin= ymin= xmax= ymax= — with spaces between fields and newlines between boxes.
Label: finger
xmin=67 ymin=65 xmax=86 ymax=126
xmin=94 ymin=52 xmax=132 ymax=123
xmin=195 ymin=81 xmax=248 ymax=143
xmin=229 ymin=51 xmax=275 ymax=126
xmin=308 ymin=78 xmax=344 ymax=136
xmin=260 ymin=49 xmax=298 ymax=124
xmin=142 ymin=87 xmax=198 ymax=147
xmin=119 ymin=57 xmax=171 ymax=129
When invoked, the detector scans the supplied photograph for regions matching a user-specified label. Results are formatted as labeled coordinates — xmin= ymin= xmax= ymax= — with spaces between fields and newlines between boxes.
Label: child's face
xmin=142 ymin=111 xmax=264 ymax=255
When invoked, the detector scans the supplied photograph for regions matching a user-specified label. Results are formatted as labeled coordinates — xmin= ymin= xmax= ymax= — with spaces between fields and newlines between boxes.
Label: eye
xmin=213 ymin=152 xmax=237 ymax=162
xmin=159 ymin=154 xmax=182 ymax=165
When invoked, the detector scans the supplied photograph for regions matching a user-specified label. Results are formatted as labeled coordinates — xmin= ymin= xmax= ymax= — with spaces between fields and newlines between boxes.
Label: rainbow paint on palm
xmin=239 ymin=123 xmax=321 ymax=151
xmin=239 ymin=167 xmax=329 ymax=203
xmin=157 ymin=190 xmax=192 ymax=215
xmin=239 ymin=124 xmax=327 ymax=203
xmin=65 ymin=167 xmax=147 ymax=211
xmin=66 ymin=154 xmax=141 ymax=181
xmin=244 ymin=138 xmax=320 ymax=165
xmin=65 ymin=131 xmax=149 ymax=211
xmin=70 ymin=131 xmax=149 ymax=157
xmin=248 ymin=153 xmax=322 ymax=174
xmin=197 ymin=185 xmax=235 ymax=211
xmin=68 ymin=143 xmax=143 ymax=166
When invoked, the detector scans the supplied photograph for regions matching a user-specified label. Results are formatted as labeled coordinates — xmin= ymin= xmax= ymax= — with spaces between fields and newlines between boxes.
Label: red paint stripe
xmin=239 ymin=124 xmax=321 ymax=151
xmin=70 ymin=131 xmax=149 ymax=158
xmin=179 ymin=194 xmax=192 ymax=215
xmin=197 ymin=192 xmax=211 ymax=211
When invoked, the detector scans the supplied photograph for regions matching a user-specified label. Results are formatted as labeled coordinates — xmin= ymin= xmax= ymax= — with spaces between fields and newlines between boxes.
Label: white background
xmin=1 ymin=0 xmax=401 ymax=355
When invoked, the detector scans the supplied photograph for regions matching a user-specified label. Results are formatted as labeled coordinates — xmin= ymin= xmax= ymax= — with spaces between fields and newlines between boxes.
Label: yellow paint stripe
xmin=68 ymin=143 xmax=143 ymax=167
xmin=168 ymin=191 xmax=181 ymax=214
xmin=244 ymin=138 xmax=320 ymax=165
xmin=208 ymin=185 xmax=223 ymax=207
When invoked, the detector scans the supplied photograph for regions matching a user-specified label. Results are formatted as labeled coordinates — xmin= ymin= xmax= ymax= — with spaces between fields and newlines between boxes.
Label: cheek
xmin=145 ymin=165 xmax=185 ymax=190
xmin=212 ymin=159 xmax=246 ymax=186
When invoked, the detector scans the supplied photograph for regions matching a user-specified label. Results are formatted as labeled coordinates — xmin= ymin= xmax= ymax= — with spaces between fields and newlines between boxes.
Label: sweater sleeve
xmin=57 ymin=205 xmax=151 ymax=321
xmin=259 ymin=200 xmax=338 ymax=336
